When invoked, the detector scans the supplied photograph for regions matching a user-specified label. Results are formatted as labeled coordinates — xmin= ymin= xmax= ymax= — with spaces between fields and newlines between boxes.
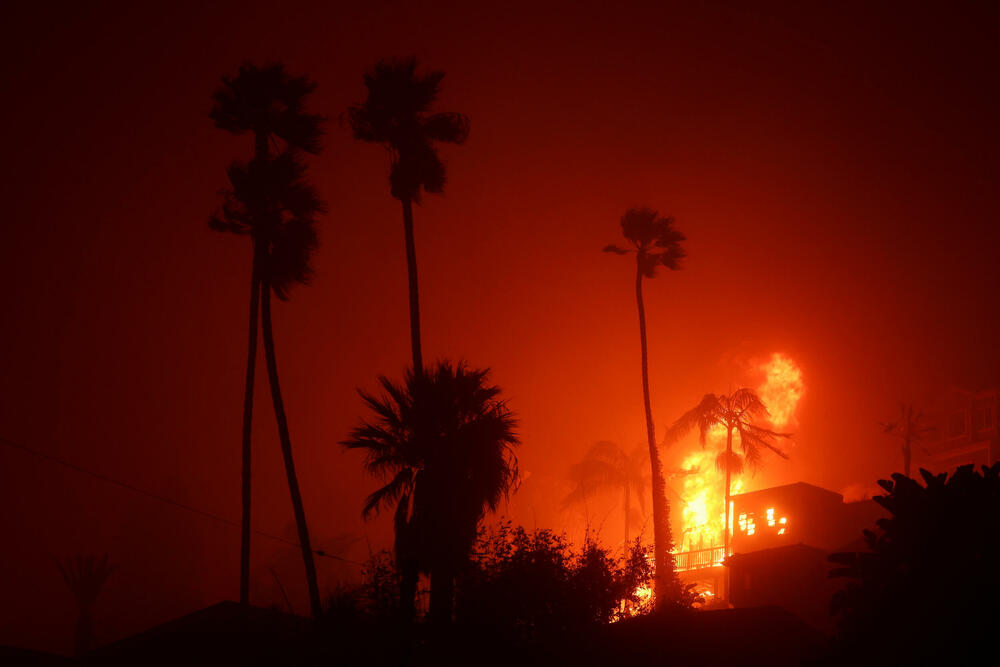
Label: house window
xmin=950 ymin=411 xmax=967 ymax=437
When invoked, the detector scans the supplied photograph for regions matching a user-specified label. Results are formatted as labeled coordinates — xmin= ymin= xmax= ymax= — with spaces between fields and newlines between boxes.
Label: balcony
xmin=674 ymin=545 xmax=727 ymax=572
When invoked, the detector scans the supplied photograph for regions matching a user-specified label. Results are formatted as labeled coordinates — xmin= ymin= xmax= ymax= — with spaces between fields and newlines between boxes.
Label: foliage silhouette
xmin=57 ymin=554 xmax=115 ymax=656
xmin=666 ymin=389 xmax=790 ymax=569
xmin=342 ymin=361 xmax=519 ymax=623
xmin=347 ymin=56 xmax=470 ymax=375
xmin=210 ymin=62 xmax=326 ymax=616
xmin=564 ymin=441 xmax=649 ymax=547
xmin=825 ymin=464 xmax=1000 ymax=664
xmin=603 ymin=206 xmax=686 ymax=607
xmin=879 ymin=403 xmax=934 ymax=478
xmin=456 ymin=522 xmax=655 ymax=642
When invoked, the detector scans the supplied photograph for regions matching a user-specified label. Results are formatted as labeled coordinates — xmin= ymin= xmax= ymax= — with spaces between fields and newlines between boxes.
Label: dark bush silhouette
xmin=603 ymin=207 xmax=686 ymax=606
xmin=210 ymin=62 xmax=326 ymax=616
xmin=826 ymin=463 xmax=1000 ymax=664
xmin=457 ymin=522 xmax=655 ymax=638
xmin=347 ymin=57 xmax=470 ymax=375
xmin=342 ymin=361 xmax=519 ymax=623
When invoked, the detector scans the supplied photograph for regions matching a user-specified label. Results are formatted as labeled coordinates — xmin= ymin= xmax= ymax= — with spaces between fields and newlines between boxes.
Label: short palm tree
xmin=347 ymin=57 xmax=470 ymax=375
xmin=57 ymin=555 xmax=115 ymax=656
xmin=604 ymin=206 xmax=686 ymax=606
xmin=881 ymin=403 xmax=934 ymax=477
xmin=343 ymin=361 xmax=519 ymax=623
xmin=564 ymin=441 xmax=648 ymax=548
xmin=667 ymin=389 xmax=791 ymax=562
xmin=210 ymin=63 xmax=323 ymax=607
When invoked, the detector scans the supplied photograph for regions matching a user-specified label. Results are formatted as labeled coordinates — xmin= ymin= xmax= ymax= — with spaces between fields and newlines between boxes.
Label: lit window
xmin=766 ymin=508 xmax=775 ymax=526
xmin=738 ymin=513 xmax=747 ymax=532
xmin=779 ymin=517 xmax=787 ymax=525
xmin=778 ymin=528 xmax=785 ymax=535
xmin=747 ymin=518 xmax=756 ymax=536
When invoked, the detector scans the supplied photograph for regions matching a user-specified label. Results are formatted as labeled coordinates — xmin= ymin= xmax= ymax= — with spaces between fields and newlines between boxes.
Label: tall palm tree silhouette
xmin=667 ymin=389 xmax=791 ymax=565
xmin=347 ymin=57 xmax=470 ymax=376
xmin=604 ymin=207 xmax=686 ymax=607
xmin=210 ymin=62 xmax=325 ymax=615
xmin=564 ymin=441 xmax=649 ymax=547
xmin=57 ymin=555 xmax=115 ymax=656
xmin=343 ymin=361 xmax=519 ymax=623
xmin=881 ymin=403 xmax=934 ymax=477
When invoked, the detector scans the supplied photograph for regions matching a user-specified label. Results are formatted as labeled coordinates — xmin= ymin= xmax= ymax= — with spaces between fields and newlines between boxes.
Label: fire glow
xmin=672 ymin=353 xmax=803 ymax=568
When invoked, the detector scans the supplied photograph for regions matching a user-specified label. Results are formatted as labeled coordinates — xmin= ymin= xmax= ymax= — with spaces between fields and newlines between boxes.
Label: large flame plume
xmin=672 ymin=353 xmax=803 ymax=562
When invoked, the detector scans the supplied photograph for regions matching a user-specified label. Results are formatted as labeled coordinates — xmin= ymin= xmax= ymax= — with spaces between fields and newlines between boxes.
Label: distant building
xmin=917 ymin=387 xmax=1000 ymax=473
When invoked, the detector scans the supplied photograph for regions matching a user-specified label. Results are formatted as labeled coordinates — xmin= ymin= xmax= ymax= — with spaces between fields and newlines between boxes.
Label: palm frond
xmin=715 ymin=449 xmax=744 ymax=476
xmin=362 ymin=468 xmax=415 ymax=520
xmin=211 ymin=62 xmax=323 ymax=153
xmin=665 ymin=394 xmax=722 ymax=445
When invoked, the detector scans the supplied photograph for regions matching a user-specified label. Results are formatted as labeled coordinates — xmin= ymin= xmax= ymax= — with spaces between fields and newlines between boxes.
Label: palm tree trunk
xmin=74 ymin=605 xmax=94 ymax=657
xmin=724 ymin=426 xmax=733 ymax=601
xmin=429 ymin=564 xmax=455 ymax=625
xmin=635 ymin=264 xmax=672 ymax=607
xmin=903 ymin=404 xmax=912 ymax=477
xmin=239 ymin=242 xmax=262 ymax=606
xmin=624 ymin=483 xmax=631 ymax=548
xmin=394 ymin=498 xmax=418 ymax=621
xmin=401 ymin=197 xmax=423 ymax=375
xmin=903 ymin=437 xmax=912 ymax=478
xmin=237 ymin=131 xmax=271 ymax=606
xmin=260 ymin=282 xmax=322 ymax=617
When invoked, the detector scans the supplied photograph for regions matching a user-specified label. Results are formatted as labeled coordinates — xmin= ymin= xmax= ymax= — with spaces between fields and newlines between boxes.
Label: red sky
xmin=1 ymin=0 xmax=998 ymax=653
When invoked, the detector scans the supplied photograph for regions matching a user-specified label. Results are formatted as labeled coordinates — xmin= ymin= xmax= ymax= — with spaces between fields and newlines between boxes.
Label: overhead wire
xmin=0 ymin=434 xmax=360 ymax=565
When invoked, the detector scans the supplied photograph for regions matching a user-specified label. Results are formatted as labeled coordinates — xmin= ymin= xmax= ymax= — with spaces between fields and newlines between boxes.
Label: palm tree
xmin=881 ymin=403 xmax=934 ymax=477
xmin=564 ymin=441 xmax=649 ymax=547
xmin=210 ymin=62 xmax=323 ymax=607
xmin=57 ymin=555 xmax=115 ymax=656
xmin=666 ymin=389 xmax=791 ymax=564
xmin=342 ymin=361 xmax=519 ymax=623
xmin=346 ymin=57 xmax=470 ymax=375
xmin=604 ymin=207 xmax=686 ymax=606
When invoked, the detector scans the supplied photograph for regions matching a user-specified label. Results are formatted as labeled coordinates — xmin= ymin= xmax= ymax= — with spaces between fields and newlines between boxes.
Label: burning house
xmin=722 ymin=482 xmax=886 ymax=631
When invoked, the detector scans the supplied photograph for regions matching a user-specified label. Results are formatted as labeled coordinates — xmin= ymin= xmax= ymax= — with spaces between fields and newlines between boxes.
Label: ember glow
xmin=672 ymin=353 xmax=804 ymax=565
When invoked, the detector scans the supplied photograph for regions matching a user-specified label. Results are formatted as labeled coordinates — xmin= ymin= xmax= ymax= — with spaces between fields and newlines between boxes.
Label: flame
xmin=676 ymin=448 xmax=744 ymax=556
xmin=758 ymin=353 xmax=803 ymax=429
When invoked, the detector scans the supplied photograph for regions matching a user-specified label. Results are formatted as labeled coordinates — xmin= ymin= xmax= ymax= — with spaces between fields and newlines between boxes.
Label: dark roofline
xmin=730 ymin=481 xmax=844 ymax=504
xmin=725 ymin=542 xmax=829 ymax=565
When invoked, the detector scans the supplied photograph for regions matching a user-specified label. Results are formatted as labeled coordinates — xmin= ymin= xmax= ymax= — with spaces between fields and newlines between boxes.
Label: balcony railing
xmin=674 ymin=545 xmax=727 ymax=572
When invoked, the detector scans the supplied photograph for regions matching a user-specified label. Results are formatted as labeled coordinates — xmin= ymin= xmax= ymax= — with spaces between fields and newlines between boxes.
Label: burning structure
xmin=723 ymin=483 xmax=886 ymax=631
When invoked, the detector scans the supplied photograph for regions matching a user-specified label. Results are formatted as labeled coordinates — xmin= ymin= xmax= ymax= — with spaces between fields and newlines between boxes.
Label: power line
xmin=0 ymin=434 xmax=360 ymax=565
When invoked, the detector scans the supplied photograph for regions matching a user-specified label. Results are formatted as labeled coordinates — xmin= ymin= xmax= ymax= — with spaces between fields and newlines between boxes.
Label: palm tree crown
xmin=344 ymin=361 xmax=519 ymax=525
xmin=343 ymin=361 xmax=519 ymax=621
xmin=211 ymin=62 xmax=324 ymax=154
xmin=565 ymin=441 xmax=649 ymax=547
xmin=881 ymin=403 xmax=935 ymax=477
xmin=604 ymin=207 xmax=686 ymax=276
xmin=210 ymin=151 xmax=324 ymax=299
xmin=347 ymin=56 xmax=470 ymax=202
xmin=667 ymin=388 xmax=791 ymax=474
